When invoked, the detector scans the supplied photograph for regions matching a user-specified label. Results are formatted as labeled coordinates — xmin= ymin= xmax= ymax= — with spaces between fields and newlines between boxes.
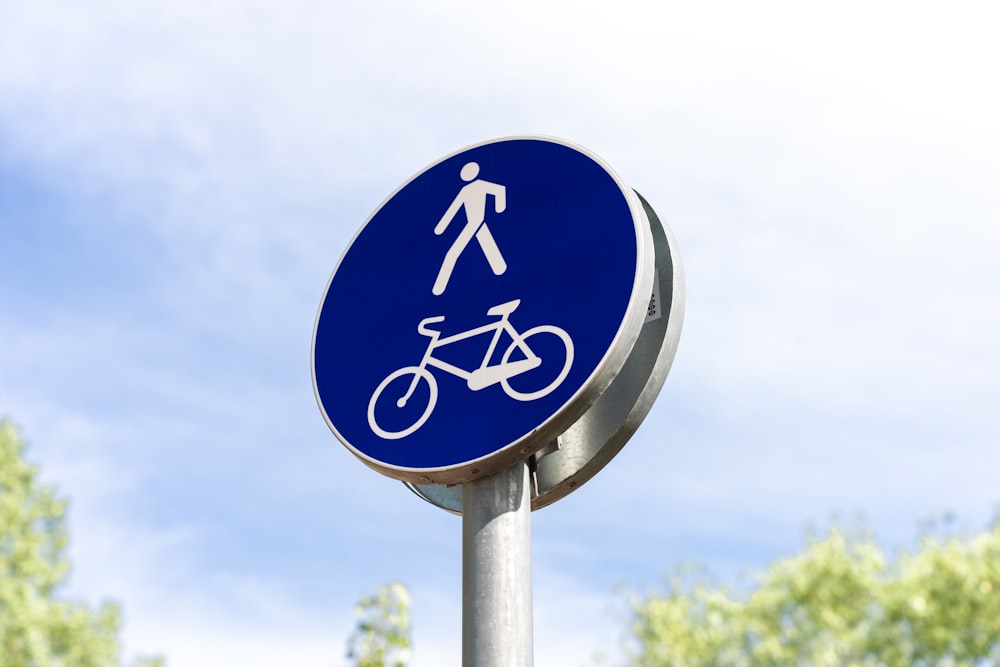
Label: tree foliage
xmin=347 ymin=582 xmax=412 ymax=667
xmin=626 ymin=522 xmax=1000 ymax=667
xmin=0 ymin=419 xmax=162 ymax=667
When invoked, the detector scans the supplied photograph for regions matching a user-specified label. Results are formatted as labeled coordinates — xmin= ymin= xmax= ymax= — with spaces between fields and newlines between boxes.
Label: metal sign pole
xmin=462 ymin=460 xmax=533 ymax=666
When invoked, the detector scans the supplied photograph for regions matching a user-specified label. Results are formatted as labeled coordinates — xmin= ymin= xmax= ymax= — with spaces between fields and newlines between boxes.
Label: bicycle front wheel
xmin=500 ymin=325 xmax=574 ymax=401
xmin=367 ymin=366 xmax=438 ymax=440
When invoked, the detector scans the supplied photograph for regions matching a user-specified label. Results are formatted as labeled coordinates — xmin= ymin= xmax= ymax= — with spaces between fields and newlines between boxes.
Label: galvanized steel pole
xmin=462 ymin=460 xmax=533 ymax=666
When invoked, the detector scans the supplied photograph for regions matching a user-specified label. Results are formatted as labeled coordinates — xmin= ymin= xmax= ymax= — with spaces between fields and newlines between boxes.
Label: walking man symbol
xmin=432 ymin=161 xmax=507 ymax=295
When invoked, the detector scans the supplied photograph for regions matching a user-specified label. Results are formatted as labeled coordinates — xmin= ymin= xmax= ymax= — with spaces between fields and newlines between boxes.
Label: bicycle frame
xmin=400 ymin=312 xmax=534 ymax=403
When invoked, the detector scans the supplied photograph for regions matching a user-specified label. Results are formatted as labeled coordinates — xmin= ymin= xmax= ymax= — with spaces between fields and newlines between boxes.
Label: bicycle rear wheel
xmin=500 ymin=325 xmax=574 ymax=401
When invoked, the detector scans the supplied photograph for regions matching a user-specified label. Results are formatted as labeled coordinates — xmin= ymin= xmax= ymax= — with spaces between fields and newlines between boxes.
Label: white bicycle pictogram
xmin=367 ymin=299 xmax=574 ymax=440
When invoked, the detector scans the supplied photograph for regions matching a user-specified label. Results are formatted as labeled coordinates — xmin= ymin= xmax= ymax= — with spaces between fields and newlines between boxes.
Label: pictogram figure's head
xmin=460 ymin=162 xmax=480 ymax=182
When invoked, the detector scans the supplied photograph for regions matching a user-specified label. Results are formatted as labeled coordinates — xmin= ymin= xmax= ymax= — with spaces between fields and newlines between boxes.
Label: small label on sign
xmin=644 ymin=270 xmax=661 ymax=324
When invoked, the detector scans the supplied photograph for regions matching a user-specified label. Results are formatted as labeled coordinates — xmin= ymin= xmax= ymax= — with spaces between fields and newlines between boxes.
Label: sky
xmin=1 ymin=0 xmax=999 ymax=665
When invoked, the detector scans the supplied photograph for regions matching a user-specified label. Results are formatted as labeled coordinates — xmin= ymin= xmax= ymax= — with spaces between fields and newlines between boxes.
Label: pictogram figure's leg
xmin=432 ymin=255 xmax=456 ymax=296
xmin=475 ymin=224 xmax=507 ymax=276
xmin=433 ymin=224 xmax=479 ymax=295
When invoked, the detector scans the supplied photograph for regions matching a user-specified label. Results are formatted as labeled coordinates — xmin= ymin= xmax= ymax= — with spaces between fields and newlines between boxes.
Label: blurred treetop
xmin=347 ymin=581 xmax=412 ymax=667
xmin=0 ymin=419 xmax=162 ymax=667
xmin=627 ymin=519 xmax=1000 ymax=667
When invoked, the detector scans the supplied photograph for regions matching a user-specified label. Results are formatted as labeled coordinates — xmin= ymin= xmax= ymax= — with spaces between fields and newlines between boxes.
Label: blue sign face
xmin=312 ymin=136 xmax=652 ymax=482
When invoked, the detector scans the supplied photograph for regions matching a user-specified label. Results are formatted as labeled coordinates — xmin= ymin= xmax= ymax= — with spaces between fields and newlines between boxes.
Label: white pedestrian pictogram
xmin=432 ymin=162 xmax=507 ymax=295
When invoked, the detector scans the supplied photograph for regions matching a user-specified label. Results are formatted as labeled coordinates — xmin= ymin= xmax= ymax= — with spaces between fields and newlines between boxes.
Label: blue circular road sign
xmin=312 ymin=136 xmax=654 ymax=483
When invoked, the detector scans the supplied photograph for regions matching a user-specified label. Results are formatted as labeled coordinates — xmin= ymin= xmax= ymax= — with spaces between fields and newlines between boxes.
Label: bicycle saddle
xmin=486 ymin=299 xmax=521 ymax=317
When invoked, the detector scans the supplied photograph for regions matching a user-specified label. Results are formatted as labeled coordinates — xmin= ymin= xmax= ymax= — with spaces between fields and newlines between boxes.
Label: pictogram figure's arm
xmin=434 ymin=196 xmax=465 ymax=235
xmin=487 ymin=182 xmax=506 ymax=213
